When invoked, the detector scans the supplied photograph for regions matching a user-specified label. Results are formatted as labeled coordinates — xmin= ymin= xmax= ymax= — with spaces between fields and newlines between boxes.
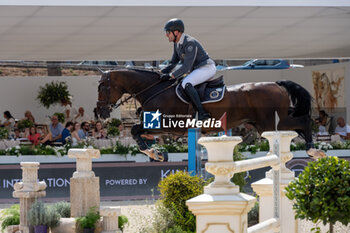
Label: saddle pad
xmin=176 ymin=83 xmax=226 ymax=104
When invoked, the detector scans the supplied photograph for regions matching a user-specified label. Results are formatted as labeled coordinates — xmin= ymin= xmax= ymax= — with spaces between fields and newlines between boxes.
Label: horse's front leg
xmin=130 ymin=124 xmax=164 ymax=162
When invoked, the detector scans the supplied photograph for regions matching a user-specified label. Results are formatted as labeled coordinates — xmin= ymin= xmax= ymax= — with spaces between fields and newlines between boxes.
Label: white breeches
xmin=181 ymin=63 xmax=217 ymax=88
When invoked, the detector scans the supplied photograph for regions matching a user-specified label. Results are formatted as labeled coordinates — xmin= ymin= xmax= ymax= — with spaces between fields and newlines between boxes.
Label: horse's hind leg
xmin=278 ymin=115 xmax=314 ymax=149
xmin=131 ymin=124 xmax=148 ymax=150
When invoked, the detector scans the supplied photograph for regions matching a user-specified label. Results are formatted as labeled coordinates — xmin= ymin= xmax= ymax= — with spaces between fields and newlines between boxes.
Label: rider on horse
xmin=160 ymin=18 xmax=217 ymax=120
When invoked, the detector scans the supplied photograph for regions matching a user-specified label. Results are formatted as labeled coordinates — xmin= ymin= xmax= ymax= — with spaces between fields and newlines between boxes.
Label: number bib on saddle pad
xmin=175 ymin=76 xmax=226 ymax=104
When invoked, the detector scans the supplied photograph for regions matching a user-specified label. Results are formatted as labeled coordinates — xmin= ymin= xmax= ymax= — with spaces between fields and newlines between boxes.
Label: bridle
xmin=97 ymin=71 xmax=176 ymax=112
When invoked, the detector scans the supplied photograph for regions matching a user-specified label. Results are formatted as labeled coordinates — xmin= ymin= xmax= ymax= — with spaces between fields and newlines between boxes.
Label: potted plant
xmin=37 ymin=81 xmax=71 ymax=108
xmin=76 ymin=207 xmax=100 ymax=233
xmin=28 ymin=201 xmax=60 ymax=233
xmin=28 ymin=201 xmax=47 ymax=233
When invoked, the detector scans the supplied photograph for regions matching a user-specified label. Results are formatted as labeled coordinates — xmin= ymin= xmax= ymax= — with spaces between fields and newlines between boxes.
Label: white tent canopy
xmin=0 ymin=1 xmax=350 ymax=60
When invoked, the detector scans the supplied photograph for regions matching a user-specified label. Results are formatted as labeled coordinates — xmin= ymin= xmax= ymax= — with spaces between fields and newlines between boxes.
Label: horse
xmin=96 ymin=69 xmax=322 ymax=161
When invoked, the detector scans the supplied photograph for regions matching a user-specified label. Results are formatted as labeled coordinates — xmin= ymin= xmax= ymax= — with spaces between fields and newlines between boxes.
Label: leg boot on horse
xmin=130 ymin=124 xmax=165 ymax=161
xmin=184 ymin=83 xmax=210 ymax=120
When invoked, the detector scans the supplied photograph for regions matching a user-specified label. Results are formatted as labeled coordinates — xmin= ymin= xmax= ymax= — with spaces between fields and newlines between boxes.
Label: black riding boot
xmin=184 ymin=83 xmax=210 ymax=120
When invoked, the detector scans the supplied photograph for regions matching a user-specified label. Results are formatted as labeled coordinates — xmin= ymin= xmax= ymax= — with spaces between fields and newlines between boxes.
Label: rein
xmin=100 ymin=71 xmax=174 ymax=110
xmin=142 ymin=80 xmax=179 ymax=106
xmin=111 ymin=79 xmax=163 ymax=109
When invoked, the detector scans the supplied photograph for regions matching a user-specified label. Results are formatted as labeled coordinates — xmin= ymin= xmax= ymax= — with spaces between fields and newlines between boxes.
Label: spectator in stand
xmin=61 ymin=121 xmax=74 ymax=145
xmin=2 ymin=111 xmax=16 ymax=132
xmin=74 ymin=107 xmax=92 ymax=124
xmin=71 ymin=122 xmax=81 ymax=146
xmin=60 ymin=98 xmax=78 ymax=123
xmin=78 ymin=121 xmax=90 ymax=140
xmin=23 ymin=110 xmax=35 ymax=124
xmin=40 ymin=115 xmax=64 ymax=145
xmin=27 ymin=126 xmax=41 ymax=145
xmin=92 ymin=121 xmax=107 ymax=139
xmin=334 ymin=117 xmax=350 ymax=140
xmin=118 ymin=123 xmax=126 ymax=137
xmin=12 ymin=128 xmax=22 ymax=140
xmin=315 ymin=110 xmax=328 ymax=135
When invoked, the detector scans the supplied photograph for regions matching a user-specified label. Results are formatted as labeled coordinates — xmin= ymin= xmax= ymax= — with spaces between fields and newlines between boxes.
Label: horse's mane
xmin=105 ymin=67 xmax=159 ymax=75
xmin=127 ymin=67 xmax=160 ymax=75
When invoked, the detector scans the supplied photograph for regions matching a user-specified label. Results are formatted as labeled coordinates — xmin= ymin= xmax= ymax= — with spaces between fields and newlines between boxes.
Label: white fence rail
xmin=187 ymin=131 xmax=298 ymax=233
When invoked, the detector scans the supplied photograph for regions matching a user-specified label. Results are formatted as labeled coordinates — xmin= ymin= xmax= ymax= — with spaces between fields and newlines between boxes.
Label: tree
xmin=285 ymin=156 xmax=350 ymax=233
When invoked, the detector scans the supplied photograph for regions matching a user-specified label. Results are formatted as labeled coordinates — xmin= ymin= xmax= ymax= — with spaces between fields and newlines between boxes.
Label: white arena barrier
xmin=186 ymin=131 xmax=298 ymax=233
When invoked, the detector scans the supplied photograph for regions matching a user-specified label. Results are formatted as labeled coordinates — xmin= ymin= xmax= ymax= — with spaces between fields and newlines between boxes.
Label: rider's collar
xmin=176 ymin=33 xmax=186 ymax=47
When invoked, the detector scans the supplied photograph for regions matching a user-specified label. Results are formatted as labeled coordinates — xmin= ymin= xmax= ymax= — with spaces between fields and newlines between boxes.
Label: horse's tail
xmin=276 ymin=80 xmax=312 ymax=118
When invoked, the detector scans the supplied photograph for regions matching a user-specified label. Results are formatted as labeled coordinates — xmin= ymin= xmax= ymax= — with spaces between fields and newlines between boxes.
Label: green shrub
xmin=0 ymin=205 xmax=20 ymax=232
xmin=76 ymin=207 xmax=100 ymax=229
xmin=53 ymin=201 xmax=70 ymax=217
xmin=148 ymin=201 xmax=176 ymax=232
xmin=232 ymin=146 xmax=247 ymax=191
xmin=118 ymin=215 xmax=128 ymax=232
xmin=28 ymin=201 xmax=47 ymax=226
xmin=165 ymin=225 xmax=189 ymax=233
xmin=37 ymin=81 xmax=71 ymax=108
xmin=45 ymin=206 xmax=61 ymax=229
xmin=248 ymin=201 xmax=259 ymax=227
xmin=158 ymin=171 xmax=207 ymax=232
xmin=286 ymin=156 xmax=350 ymax=233
xmin=0 ymin=128 xmax=8 ymax=140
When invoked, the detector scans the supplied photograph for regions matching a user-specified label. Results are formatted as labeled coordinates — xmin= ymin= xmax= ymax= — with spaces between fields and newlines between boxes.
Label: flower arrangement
xmin=16 ymin=119 xmax=34 ymax=131
xmin=1 ymin=140 xmax=350 ymax=156
xmin=107 ymin=126 xmax=120 ymax=137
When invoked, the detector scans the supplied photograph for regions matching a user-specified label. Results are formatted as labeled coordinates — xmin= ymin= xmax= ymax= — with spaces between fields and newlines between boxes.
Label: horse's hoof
xmin=307 ymin=148 xmax=327 ymax=159
xmin=141 ymin=149 xmax=164 ymax=162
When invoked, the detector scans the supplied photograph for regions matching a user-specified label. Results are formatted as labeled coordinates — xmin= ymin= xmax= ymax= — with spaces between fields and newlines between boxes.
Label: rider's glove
xmin=160 ymin=74 xmax=172 ymax=81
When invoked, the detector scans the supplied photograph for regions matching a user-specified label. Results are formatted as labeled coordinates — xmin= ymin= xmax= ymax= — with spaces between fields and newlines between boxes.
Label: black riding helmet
xmin=164 ymin=18 xmax=185 ymax=33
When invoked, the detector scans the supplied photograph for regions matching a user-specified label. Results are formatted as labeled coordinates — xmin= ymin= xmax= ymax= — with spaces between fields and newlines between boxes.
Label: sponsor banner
xmin=0 ymin=162 xmax=187 ymax=202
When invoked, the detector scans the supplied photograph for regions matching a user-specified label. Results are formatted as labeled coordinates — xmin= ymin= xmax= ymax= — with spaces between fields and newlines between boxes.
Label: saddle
xmin=176 ymin=76 xmax=226 ymax=104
